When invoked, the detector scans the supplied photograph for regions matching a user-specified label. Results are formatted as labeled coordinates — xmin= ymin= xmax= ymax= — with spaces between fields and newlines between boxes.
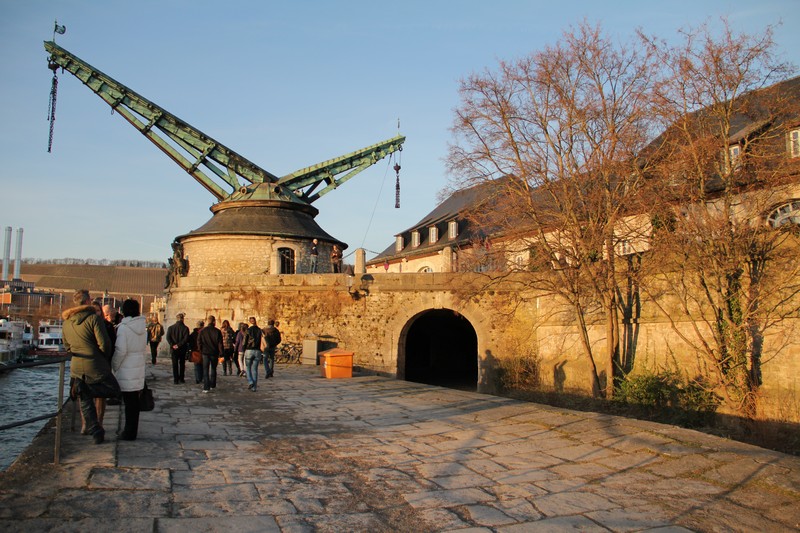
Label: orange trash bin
xmin=319 ymin=348 xmax=354 ymax=378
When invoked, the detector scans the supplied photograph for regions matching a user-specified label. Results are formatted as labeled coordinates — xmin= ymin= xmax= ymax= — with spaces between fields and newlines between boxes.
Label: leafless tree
xmin=448 ymin=22 xmax=660 ymax=397
xmin=641 ymin=20 xmax=799 ymax=418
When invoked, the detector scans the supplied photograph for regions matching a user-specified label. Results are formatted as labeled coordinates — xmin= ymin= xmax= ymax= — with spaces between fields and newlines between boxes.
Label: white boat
xmin=35 ymin=320 xmax=64 ymax=352
xmin=0 ymin=319 xmax=26 ymax=363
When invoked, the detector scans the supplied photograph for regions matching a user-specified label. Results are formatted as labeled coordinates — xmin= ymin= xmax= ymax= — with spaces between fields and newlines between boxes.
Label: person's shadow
xmin=553 ymin=360 xmax=567 ymax=392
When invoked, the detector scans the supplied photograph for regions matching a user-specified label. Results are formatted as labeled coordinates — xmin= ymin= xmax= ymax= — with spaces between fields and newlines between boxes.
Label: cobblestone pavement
xmin=1 ymin=363 xmax=799 ymax=532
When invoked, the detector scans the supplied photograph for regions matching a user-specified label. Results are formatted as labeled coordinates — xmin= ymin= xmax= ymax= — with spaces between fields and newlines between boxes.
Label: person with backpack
xmin=262 ymin=319 xmax=281 ymax=378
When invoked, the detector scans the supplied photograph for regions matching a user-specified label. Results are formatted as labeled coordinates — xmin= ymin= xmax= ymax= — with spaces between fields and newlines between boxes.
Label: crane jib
xmin=43 ymin=41 xmax=405 ymax=205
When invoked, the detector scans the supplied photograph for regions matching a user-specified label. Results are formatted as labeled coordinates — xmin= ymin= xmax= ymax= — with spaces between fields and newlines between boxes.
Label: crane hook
xmin=393 ymin=161 xmax=401 ymax=209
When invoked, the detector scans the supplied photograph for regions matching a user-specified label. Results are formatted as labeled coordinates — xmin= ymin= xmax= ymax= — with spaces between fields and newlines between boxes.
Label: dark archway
xmin=403 ymin=309 xmax=478 ymax=391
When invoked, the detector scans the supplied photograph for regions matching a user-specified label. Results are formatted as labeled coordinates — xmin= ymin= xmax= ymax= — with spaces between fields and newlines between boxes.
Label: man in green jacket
xmin=62 ymin=289 xmax=120 ymax=444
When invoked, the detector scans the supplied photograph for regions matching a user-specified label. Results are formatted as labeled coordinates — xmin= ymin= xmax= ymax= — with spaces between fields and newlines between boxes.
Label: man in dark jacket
xmin=243 ymin=317 xmax=263 ymax=392
xmin=62 ymin=289 xmax=119 ymax=444
xmin=166 ymin=313 xmax=190 ymax=384
xmin=262 ymin=319 xmax=281 ymax=379
xmin=197 ymin=315 xmax=223 ymax=393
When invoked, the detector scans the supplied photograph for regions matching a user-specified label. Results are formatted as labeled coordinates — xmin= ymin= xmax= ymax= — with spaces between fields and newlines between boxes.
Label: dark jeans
xmin=71 ymin=375 xmax=121 ymax=436
xmin=171 ymin=349 xmax=186 ymax=383
xmin=193 ymin=363 xmax=203 ymax=384
xmin=222 ymin=347 xmax=235 ymax=375
xmin=150 ymin=341 xmax=159 ymax=364
xmin=121 ymin=390 xmax=141 ymax=439
xmin=202 ymin=353 xmax=218 ymax=391
xmin=264 ymin=348 xmax=275 ymax=377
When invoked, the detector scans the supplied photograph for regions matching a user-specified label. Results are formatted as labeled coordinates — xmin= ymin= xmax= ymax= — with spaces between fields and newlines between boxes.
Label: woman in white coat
xmin=112 ymin=299 xmax=147 ymax=440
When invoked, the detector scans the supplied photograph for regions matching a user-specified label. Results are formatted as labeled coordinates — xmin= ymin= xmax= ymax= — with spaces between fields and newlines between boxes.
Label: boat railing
xmin=0 ymin=356 xmax=73 ymax=466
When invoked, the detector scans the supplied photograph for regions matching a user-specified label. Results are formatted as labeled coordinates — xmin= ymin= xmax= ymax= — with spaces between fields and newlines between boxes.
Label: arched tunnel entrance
xmin=402 ymin=309 xmax=478 ymax=391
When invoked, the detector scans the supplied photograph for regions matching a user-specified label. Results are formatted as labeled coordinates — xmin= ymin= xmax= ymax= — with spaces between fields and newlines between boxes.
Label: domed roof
xmin=178 ymin=193 xmax=346 ymax=248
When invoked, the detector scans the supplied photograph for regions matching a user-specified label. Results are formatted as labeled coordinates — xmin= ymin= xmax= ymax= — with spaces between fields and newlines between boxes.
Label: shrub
xmin=614 ymin=370 xmax=721 ymax=427
xmin=496 ymin=353 xmax=541 ymax=393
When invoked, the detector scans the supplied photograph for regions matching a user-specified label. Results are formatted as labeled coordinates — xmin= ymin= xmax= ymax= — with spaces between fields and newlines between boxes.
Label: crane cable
xmin=47 ymin=59 xmax=59 ymax=153
xmin=356 ymin=153 xmax=397 ymax=252
xmin=356 ymin=120 xmax=403 ymax=252
xmin=394 ymin=119 xmax=402 ymax=208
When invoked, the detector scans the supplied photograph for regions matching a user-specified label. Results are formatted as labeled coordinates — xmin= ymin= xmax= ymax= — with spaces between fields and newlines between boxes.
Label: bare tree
xmin=448 ymin=23 xmax=660 ymax=397
xmin=641 ymin=20 xmax=800 ymax=418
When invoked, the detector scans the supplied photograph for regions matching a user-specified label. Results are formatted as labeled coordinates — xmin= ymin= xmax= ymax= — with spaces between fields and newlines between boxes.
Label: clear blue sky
xmin=1 ymin=1 xmax=797 ymax=263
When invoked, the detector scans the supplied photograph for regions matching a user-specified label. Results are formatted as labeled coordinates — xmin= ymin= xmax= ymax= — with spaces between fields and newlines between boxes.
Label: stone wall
xmin=182 ymin=234 xmax=339 ymax=276
xmin=165 ymin=271 xmax=800 ymax=423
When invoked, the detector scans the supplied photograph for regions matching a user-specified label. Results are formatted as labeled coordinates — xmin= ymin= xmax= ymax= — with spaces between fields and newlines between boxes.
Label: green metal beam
xmin=44 ymin=41 xmax=405 ymax=205
xmin=279 ymin=134 xmax=405 ymax=203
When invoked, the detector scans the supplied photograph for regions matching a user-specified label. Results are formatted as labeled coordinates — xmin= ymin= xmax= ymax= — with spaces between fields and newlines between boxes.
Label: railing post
xmin=54 ymin=360 xmax=65 ymax=466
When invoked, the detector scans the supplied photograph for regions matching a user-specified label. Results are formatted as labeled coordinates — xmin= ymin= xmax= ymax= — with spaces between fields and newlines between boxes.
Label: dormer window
xmin=411 ymin=231 xmax=420 ymax=248
xmin=727 ymin=144 xmax=741 ymax=171
xmin=448 ymin=220 xmax=458 ymax=240
xmin=395 ymin=235 xmax=404 ymax=252
xmin=790 ymin=129 xmax=800 ymax=158
xmin=429 ymin=226 xmax=438 ymax=244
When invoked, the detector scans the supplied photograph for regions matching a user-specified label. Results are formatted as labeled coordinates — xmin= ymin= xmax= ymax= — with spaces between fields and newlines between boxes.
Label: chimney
xmin=2 ymin=226 xmax=10 ymax=281
xmin=13 ymin=228 xmax=23 ymax=280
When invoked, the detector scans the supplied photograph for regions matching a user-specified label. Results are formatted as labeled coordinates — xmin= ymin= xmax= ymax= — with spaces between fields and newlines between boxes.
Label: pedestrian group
xmin=62 ymin=287 xmax=281 ymax=446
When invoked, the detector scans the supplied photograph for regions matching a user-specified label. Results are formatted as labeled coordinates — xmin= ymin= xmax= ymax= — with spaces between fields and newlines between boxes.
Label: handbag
xmin=260 ymin=334 xmax=268 ymax=352
xmin=139 ymin=383 xmax=155 ymax=412
xmin=190 ymin=350 xmax=202 ymax=364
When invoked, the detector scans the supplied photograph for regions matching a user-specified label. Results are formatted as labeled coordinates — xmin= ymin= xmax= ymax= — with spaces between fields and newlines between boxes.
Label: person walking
xmin=234 ymin=322 xmax=247 ymax=377
xmin=188 ymin=320 xmax=204 ymax=384
xmin=62 ymin=289 xmax=119 ymax=444
xmin=147 ymin=314 xmax=164 ymax=365
xmin=111 ymin=299 xmax=147 ymax=440
xmin=166 ymin=313 xmax=190 ymax=384
xmin=220 ymin=320 xmax=236 ymax=376
xmin=262 ymin=319 xmax=281 ymax=379
xmin=198 ymin=315 xmax=223 ymax=393
xmin=243 ymin=317 xmax=263 ymax=392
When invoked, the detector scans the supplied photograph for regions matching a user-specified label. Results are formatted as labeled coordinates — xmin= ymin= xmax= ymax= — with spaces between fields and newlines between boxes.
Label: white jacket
xmin=112 ymin=315 xmax=147 ymax=392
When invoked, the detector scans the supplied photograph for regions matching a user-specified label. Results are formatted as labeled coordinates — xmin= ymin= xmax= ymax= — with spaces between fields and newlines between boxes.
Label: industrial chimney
xmin=2 ymin=226 xmax=10 ymax=282
xmin=13 ymin=228 xmax=23 ymax=280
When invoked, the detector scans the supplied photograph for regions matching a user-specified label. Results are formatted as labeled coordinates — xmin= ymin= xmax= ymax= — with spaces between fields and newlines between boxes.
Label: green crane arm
xmin=279 ymin=135 xmax=405 ymax=203
xmin=44 ymin=41 xmax=405 ymax=204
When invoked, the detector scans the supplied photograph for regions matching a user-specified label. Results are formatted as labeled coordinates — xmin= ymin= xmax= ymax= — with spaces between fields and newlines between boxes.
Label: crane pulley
xmin=43 ymin=40 xmax=405 ymax=207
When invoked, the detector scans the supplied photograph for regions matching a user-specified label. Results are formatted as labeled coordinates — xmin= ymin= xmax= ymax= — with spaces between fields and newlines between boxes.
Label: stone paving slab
xmin=0 ymin=363 xmax=799 ymax=532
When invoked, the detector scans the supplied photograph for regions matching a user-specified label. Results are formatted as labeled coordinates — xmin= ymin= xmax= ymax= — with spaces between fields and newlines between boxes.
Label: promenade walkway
xmin=1 ymin=363 xmax=798 ymax=532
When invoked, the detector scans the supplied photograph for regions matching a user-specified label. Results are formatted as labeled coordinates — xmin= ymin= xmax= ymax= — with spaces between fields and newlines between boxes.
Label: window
xmin=411 ymin=231 xmax=420 ymax=248
xmin=429 ymin=226 xmax=438 ymax=244
xmin=448 ymin=220 xmax=458 ymax=240
xmin=395 ymin=235 xmax=404 ymax=252
xmin=278 ymin=247 xmax=295 ymax=274
xmin=418 ymin=266 xmax=433 ymax=273
xmin=767 ymin=200 xmax=800 ymax=228
xmin=790 ymin=129 xmax=800 ymax=158
xmin=727 ymin=144 xmax=741 ymax=171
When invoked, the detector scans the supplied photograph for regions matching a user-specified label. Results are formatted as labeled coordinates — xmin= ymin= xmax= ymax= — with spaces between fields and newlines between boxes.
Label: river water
xmin=0 ymin=362 xmax=70 ymax=471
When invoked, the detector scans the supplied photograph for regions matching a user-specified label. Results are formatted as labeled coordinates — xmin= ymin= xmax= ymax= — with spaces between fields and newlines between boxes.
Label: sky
xmin=1 ymin=1 xmax=798 ymax=264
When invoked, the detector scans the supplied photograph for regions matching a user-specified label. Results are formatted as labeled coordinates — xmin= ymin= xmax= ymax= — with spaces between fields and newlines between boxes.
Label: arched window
xmin=767 ymin=200 xmax=800 ymax=228
xmin=418 ymin=266 xmax=433 ymax=273
xmin=278 ymin=247 xmax=295 ymax=274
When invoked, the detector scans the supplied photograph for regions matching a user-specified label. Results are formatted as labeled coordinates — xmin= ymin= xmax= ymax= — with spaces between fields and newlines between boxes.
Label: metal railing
xmin=0 ymin=356 xmax=71 ymax=466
